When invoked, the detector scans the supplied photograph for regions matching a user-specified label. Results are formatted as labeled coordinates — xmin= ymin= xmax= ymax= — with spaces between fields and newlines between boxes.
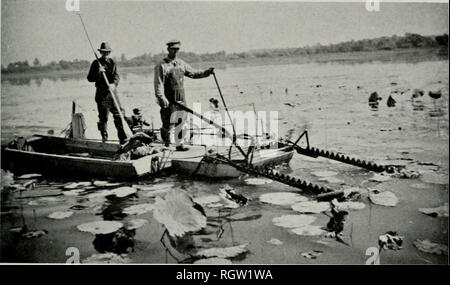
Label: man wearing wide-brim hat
xmin=154 ymin=40 xmax=215 ymax=151
xmin=87 ymin=42 xmax=126 ymax=143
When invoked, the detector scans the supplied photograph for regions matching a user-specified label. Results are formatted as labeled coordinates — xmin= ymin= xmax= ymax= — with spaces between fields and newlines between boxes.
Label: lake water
xmin=1 ymin=59 xmax=449 ymax=264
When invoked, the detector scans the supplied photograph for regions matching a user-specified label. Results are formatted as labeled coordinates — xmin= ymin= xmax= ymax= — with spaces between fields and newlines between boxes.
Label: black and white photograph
xmin=0 ymin=0 xmax=448 ymax=268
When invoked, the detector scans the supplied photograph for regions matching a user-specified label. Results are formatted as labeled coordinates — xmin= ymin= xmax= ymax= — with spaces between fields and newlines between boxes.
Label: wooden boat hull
xmin=171 ymin=146 xmax=294 ymax=178
xmin=1 ymin=135 xmax=168 ymax=179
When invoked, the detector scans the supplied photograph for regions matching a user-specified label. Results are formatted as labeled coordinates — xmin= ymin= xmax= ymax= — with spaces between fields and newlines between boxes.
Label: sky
xmin=1 ymin=0 xmax=448 ymax=65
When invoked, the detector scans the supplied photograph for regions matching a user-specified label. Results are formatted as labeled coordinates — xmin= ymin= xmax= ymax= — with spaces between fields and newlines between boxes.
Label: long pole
xmin=212 ymin=73 xmax=244 ymax=159
xmin=212 ymin=73 xmax=237 ymax=142
xmin=77 ymin=13 xmax=133 ymax=139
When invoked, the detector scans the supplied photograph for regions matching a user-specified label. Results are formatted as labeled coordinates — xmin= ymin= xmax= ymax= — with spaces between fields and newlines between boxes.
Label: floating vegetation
xmin=63 ymin=182 xmax=91 ymax=190
xmin=124 ymin=219 xmax=148 ymax=230
xmin=70 ymin=204 xmax=88 ymax=211
xmin=369 ymin=190 xmax=399 ymax=207
xmin=123 ymin=203 xmax=155 ymax=216
xmin=17 ymin=173 xmax=42 ymax=179
xmin=418 ymin=203 xmax=449 ymax=218
xmin=413 ymin=239 xmax=448 ymax=256
xmin=301 ymin=250 xmax=323 ymax=259
xmin=48 ymin=211 xmax=73 ymax=220
xmin=1 ymin=170 xmax=14 ymax=189
xmin=379 ymin=232 xmax=404 ymax=251
xmin=291 ymin=201 xmax=330 ymax=213
xmin=22 ymin=229 xmax=48 ymax=239
xmin=193 ymin=195 xmax=222 ymax=206
xmin=273 ymin=215 xmax=316 ymax=228
xmin=196 ymin=243 xmax=249 ymax=259
xmin=369 ymin=173 xmax=392 ymax=182
xmin=333 ymin=201 xmax=366 ymax=211
xmin=259 ymin=192 xmax=308 ymax=206
xmin=109 ymin=186 xmax=137 ymax=198
xmin=142 ymin=189 xmax=171 ymax=198
xmin=82 ymin=253 xmax=131 ymax=264
xmin=391 ymin=169 xmax=420 ymax=179
xmin=86 ymin=190 xmax=112 ymax=199
xmin=134 ymin=182 xmax=175 ymax=191
xmin=266 ymin=238 xmax=283 ymax=246
xmin=291 ymin=225 xmax=326 ymax=236
xmin=62 ymin=189 xmax=85 ymax=196
xmin=20 ymin=189 xmax=62 ymax=198
xmin=312 ymin=171 xmax=338 ymax=178
xmin=77 ymin=221 xmax=123 ymax=235
xmin=244 ymin=178 xmax=272 ymax=185
xmin=92 ymin=180 xmax=110 ymax=187
xmin=193 ymin=258 xmax=232 ymax=264
xmin=153 ymin=190 xmax=207 ymax=238
xmin=220 ymin=185 xmax=249 ymax=207
xmin=37 ymin=196 xmax=65 ymax=203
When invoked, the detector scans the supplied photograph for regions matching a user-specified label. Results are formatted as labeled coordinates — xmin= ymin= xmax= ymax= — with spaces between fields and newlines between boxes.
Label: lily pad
xmin=123 ymin=203 xmax=155 ymax=215
xmin=134 ymin=183 xmax=175 ymax=191
xmin=244 ymin=178 xmax=272 ymax=185
xmin=193 ymin=258 xmax=232 ymax=264
xmin=86 ymin=190 xmax=112 ymax=199
xmin=259 ymin=192 xmax=308 ymax=206
xmin=369 ymin=191 xmax=398 ymax=207
xmin=193 ymin=195 xmax=222 ymax=206
xmin=196 ymin=243 xmax=249 ymax=258
xmin=292 ymin=201 xmax=330 ymax=213
xmin=124 ymin=219 xmax=148 ymax=230
xmin=82 ymin=253 xmax=131 ymax=264
xmin=312 ymin=171 xmax=338 ymax=178
xmin=369 ymin=173 xmax=392 ymax=182
xmin=77 ymin=221 xmax=123 ymax=235
xmin=37 ymin=197 xmax=65 ymax=203
xmin=17 ymin=173 xmax=42 ymax=179
xmin=110 ymin=187 xmax=137 ymax=198
xmin=291 ymin=225 xmax=326 ymax=236
xmin=334 ymin=201 xmax=366 ymax=211
xmin=418 ymin=203 xmax=449 ymax=218
xmin=266 ymin=238 xmax=283 ymax=246
xmin=22 ymin=230 xmax=48 ymax=238
xmin=62 ymin=189 xmax=85 ymax=196
xmin=63 ymin=182 xmax=91 ymax=190
xmin=48 ymin=211 xmax=73 ymax=220
xmin=153 ymin=190 xmax=207 ymax=237
xmin=413 ymin=239 xmax=448 ymax=256
xmin=301 ymin=250 xmax=323 ymax=259
xmin=273 ymin=215 xmax=316 ymax=228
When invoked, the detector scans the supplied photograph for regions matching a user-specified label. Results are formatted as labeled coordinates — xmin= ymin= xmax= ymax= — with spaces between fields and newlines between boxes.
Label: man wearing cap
xmin=154 ymin=40 xmax=215 ymax=151
xmin=87 ymin=42 xmax=127 ymax=143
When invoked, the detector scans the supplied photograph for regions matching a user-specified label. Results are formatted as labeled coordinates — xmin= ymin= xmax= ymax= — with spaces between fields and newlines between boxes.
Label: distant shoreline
xmin=1 ymin=48 xmax=447 ymax=82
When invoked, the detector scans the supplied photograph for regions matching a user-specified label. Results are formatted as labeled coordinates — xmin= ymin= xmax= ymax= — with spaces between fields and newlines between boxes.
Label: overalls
xmin=160 ymin=65 xmax=188 ymax=146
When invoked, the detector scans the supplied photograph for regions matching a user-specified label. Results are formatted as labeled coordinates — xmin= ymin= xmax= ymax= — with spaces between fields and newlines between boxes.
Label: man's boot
xmin=97 ymin=122 xmax=108 ymax=143
xmin=160 ymin=128 xmax=170 ymax=147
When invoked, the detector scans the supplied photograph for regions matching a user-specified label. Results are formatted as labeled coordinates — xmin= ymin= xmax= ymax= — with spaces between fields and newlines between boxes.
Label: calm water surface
xmin=1 ymin=60 xmax=448 ymax=264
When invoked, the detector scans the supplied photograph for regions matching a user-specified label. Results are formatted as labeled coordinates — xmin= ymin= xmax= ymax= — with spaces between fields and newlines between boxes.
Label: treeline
xmin=2 ymin=33 xmax=448 ymax=74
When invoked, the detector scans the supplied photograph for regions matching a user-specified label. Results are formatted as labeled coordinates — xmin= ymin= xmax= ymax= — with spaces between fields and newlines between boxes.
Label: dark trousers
xmin=96 ymin=90 xmax=127 ymax=143
xmin=160 ymin=103 xmax=188 ymax=146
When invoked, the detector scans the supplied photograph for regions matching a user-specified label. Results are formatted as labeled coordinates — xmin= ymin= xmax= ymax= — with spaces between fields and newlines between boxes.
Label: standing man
xmin=154 ymin=40 xmax=214 ymax=151
xmin=87 ymin=42 xmax=127 ymax=144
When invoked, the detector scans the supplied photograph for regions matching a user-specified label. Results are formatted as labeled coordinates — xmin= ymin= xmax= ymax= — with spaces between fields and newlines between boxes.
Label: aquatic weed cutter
xmin=181 ymin=75 xmax=392 ymax=196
